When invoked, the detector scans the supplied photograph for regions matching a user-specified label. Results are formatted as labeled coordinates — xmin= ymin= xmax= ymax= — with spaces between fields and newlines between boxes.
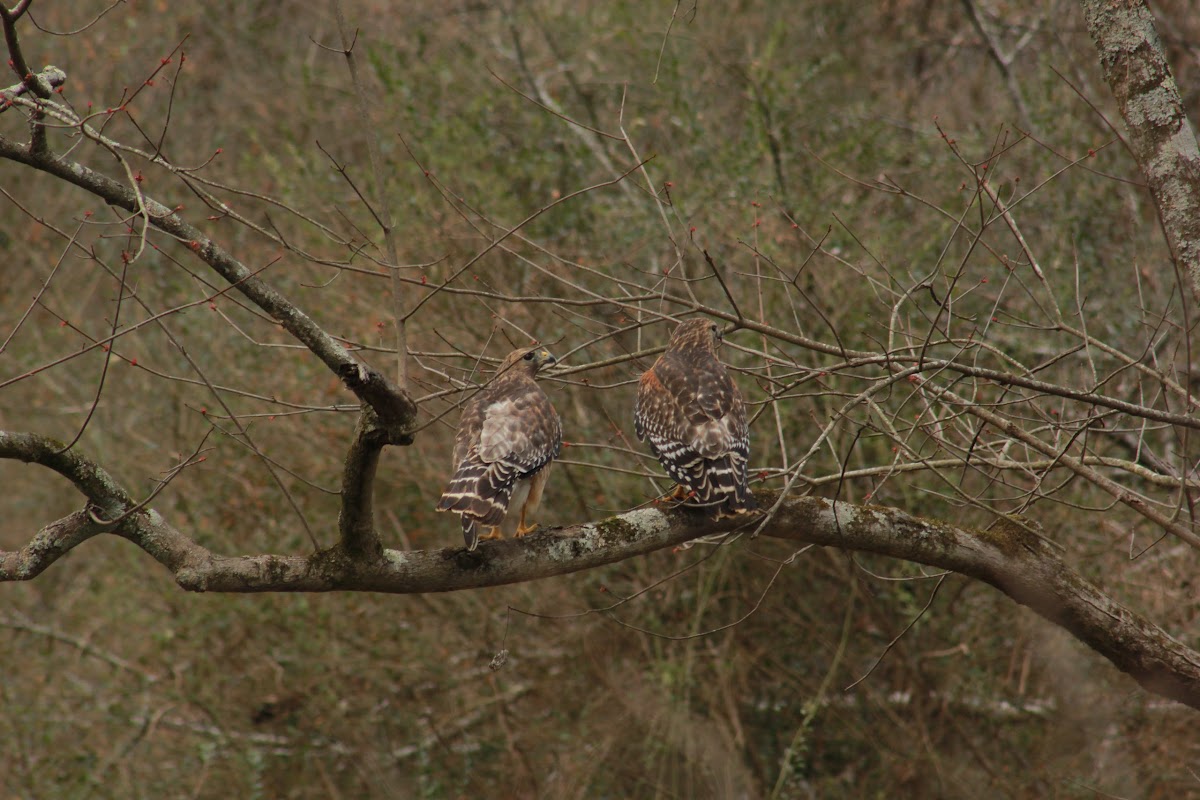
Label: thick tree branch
xmin=0 ymin=70 xmax=416 ymax=432
xmin=337 ymin=407 xmax=400 ymax=560
xmin=0 ymin=64 xmax=64 ymax=111
xmin=0 ymin=510 xmax=104 ymax=581
xmin=3 ymin=429 xmax=1198 ymax=710
xmin=1080 ymin=0 xmax=1200 ymax=304
xmin=766 ymin=501 xmax=1200 ymax=712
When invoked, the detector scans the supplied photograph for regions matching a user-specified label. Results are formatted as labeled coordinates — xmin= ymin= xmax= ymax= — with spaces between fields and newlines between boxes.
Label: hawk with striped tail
xmin=635 ymin=318 xmax=756 ymax=517
xmin=437 ymin=347 xmax=562 ymax=550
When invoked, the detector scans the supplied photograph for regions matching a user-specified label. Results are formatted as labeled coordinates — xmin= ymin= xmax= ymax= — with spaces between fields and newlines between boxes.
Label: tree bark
xmin=1080 ymin=0 xmax=1200 ymax=304
xmin=3 ymin=429 xmax=1199 ymax=711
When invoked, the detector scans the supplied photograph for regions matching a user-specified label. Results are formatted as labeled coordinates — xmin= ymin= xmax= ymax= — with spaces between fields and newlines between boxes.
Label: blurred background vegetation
xmin=2 ymin=1 xmax=1199 ymax=797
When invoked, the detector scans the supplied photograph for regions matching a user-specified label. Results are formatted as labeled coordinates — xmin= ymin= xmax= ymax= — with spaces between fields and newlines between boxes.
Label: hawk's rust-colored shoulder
xmin=635 ymin=366 xmax=672 ymax=443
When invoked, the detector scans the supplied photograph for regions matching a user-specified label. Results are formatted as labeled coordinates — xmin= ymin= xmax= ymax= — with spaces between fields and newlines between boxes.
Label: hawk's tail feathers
xmin=461 ymin=517 xmax=480 ymax=551
xmin=676 ymin=453 xmax=755 ymax=518
xmin=718 ymin=485 xmax=758 ymax=518
xmin=437 ymin=459 xmax=519 ymax=548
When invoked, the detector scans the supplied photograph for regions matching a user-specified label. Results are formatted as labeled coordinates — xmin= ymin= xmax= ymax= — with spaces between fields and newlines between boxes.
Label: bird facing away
xmin=437 ymin=347 xmax=562 ymax=550
xmin=635 ymin=319 xmax=756 ymax=517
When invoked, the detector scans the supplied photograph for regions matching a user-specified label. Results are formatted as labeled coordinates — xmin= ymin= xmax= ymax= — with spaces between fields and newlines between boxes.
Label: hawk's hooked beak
xmin=539 ymin=350 xmax=564 ymax=377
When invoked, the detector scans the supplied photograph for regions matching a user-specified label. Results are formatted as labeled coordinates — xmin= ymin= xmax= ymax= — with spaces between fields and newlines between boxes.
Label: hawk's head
xmin=497 ymin=346 xmax=557 ymax=379
xmin=667 ymin=318 xmax=722 ymax=353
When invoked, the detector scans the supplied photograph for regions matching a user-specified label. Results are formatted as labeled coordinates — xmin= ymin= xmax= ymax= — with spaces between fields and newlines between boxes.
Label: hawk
xmin=437 ymin=347 xmax=562 ymax=550
xmin=635 ymin=318 xmax=756 ymax=517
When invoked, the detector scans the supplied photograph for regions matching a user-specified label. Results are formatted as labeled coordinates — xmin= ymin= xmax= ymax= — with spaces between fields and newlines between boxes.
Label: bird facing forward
xmin=635 ymin=319 xmax=756 ymax=516
xmin=437 ymin=347 xmax=562 ymax=550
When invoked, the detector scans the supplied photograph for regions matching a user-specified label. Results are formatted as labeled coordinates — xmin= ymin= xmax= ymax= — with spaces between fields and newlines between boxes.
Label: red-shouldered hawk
xmin=437 ymin=347 xmax=562 ymax=550
xmin=635 ymin=318 xmax=756 ymax=517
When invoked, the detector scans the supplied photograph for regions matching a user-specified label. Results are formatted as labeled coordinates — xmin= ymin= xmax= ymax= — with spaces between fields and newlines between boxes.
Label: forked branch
xmin=2 ymin=429 xmax=1198 ymax=711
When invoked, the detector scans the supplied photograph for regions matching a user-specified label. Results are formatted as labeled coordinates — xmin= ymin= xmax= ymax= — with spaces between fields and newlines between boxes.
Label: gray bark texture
xmin=1080 ymin=0 xmax=1200 ymax=303
xmin=2 ymin=429 xmax=1200 ymax=711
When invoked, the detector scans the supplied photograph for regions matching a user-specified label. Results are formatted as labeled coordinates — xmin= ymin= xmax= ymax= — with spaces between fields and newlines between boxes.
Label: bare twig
xmin=328 ymin=0 xmax=409 ymax=391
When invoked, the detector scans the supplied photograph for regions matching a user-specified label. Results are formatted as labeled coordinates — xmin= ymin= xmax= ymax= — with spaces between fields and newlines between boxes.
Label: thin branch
xmin=0 ymin=79 xmax=416 ymax=433
xmin=328 ymin=0 xmax=408 ymax=391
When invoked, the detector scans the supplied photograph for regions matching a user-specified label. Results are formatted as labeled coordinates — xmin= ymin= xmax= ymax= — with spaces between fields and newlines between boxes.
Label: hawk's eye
xmin=523 ymin=351 xmax=535 ymax=361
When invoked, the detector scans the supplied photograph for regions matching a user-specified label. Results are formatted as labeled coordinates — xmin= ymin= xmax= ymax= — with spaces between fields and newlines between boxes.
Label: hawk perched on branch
xmin=437 ymin=347 xmax=562 ymax=550
xmin=635 ymin=318 xmax=756 ymax=517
